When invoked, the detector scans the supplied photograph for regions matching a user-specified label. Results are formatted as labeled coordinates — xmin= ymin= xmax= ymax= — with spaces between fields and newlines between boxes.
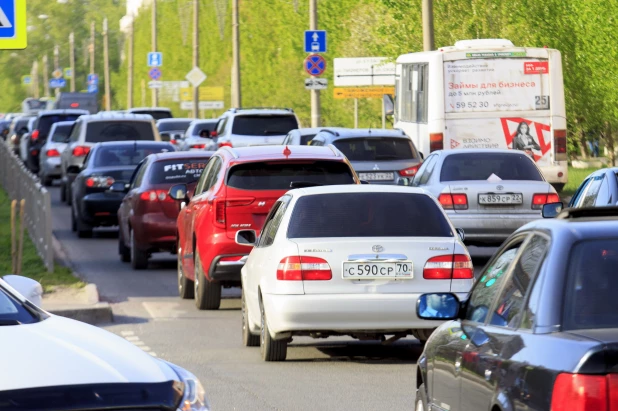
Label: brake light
xmin=70 ymin=103 xmax=80 ymax=108
xmin=218 ymin=141 xmax=233 ymax=148
xmin=277 ymin=256 xmax=332 ymax=281
xmin=31 ymin=129 xmax=40 ymax=140
xmin=46 ymin=149 xmax=60 ymax=157
xmin=430 ymin=133 xmax=443 ymax=152
xmin=554 ymin=129 xmax=567 ymax=161
xmin=72 ymin=146 xmax=90 ymax=157
xmin=191 ymin=144 xmax=206 ymax=149
xmin=423 ymin=254 xmax=473 ymax=279
xmin=214 ymin=199 xmax=226 ymax=226
xmin=532 ymin=193 xmax=560 ymax=210
xmin=139 ymin=190 xmax=173 ymax=202
xmin=551 ymin=373 xmax=618 ymax=411
xmin=170 ymin=139 xmax=177 ymax=145
xmin=85 ymin=176 xmax=114 ymax=188
xmin=399 ymin=164 xmax=421 ymax=177
xmin=438 ymin=193 xmax=468 ymax=210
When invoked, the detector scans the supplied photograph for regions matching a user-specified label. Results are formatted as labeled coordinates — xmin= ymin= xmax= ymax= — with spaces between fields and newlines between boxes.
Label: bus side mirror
xmin=383 ymin=94 xmax=394 ymax=117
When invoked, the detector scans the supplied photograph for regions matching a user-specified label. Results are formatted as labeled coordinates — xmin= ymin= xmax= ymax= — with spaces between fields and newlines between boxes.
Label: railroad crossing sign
xmin=304 ymin=30 xmax=327 ymax=53
xmin=0 ymin=0 xmax=27 ymax=50
xmin=149 ymin=67 xmax=162 ymax=81
xmin=147 ymin=52 xmax=162 ymax=67
xmin=304 ymin=54 xmax=326 ymax=77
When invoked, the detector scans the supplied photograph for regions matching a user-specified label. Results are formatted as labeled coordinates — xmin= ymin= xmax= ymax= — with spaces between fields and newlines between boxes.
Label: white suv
xmin=213 ymin=108 xmax=300 ymax=148
xmin=238 ymin=185 xmax=474 ymax=361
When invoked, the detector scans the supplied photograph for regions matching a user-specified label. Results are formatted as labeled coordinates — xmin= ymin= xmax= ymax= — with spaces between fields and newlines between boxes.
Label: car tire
xmin=260 ymin=299 xmax=287 ymax=361
xmin=194 ymin=247 xmax=221 ymax=310
xmin=242 ymin=290 xmax=259 ymax=347
xmin=415 ymin=383 xmax=429 ymax=411
xmin=130 ymin=230 xmax=149 ymax=270
xmin=178 ymin=250 xmax=194 ymax=299
xmin=118 ymin=229 xmax=131 ymax=263
xmin=73 ymin=205 xmax=92 ymax=238
xmin=60 ymin=181 xmax=66 ymax=203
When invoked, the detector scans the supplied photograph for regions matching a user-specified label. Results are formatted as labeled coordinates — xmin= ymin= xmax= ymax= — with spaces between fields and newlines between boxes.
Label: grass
xmin=563 ymin=166 xmax=600 ymax=197
xmin=0 ymin=188 xmax=85 ymax=293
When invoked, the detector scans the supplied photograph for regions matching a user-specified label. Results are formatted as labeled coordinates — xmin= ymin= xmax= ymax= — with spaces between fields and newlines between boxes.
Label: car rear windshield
xmin=50 ymin=124 xmax=73 ymax=142
xmin=158 ymin=120 xmax=192 ymax=132
xmin=231 ymin=115 xmax=299 ymax=136
xmin=333 ymin=137 xmax=416 ymax=161
xmin=227 ymin=161 xmax=354 ymax=190
xmin=85 ymin=121 xmax=155 ymax=143
xmin=288 ymin=192 xmax=452 ymax=238
xmin=131 ymin=110 xmax=172 ymax=120
xmin=440 ymin=153 xmax=543 ymax=182
xmin=38 ymin=115 xmax=83 ymax=138
xmin=93 ymin=144 xmax=173 ymax=167
xmin=191 ymin=122 xmax=217 ymax=136
xmin=150 ymin=159 xmax=211 ymax=184
xmin=564 ymin=239 xmax=618 ymax=331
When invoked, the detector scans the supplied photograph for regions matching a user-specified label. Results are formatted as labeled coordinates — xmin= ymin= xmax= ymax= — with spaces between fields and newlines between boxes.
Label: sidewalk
xmin=42 ymin=284 xmax=113 ymax=325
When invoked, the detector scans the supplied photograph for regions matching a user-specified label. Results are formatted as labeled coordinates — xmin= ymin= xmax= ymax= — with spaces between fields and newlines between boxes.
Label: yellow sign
xmin=0 ymin=0 xmax=27 ymax=50
xmin=333 ymin=86 xmax=395 ymax=100
xmin=180 ymin=86 xmax=224 ymax=101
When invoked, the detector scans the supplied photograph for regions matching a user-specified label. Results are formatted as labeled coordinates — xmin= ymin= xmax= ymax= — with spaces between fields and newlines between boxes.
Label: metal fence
xmin=0 ymin=143 xmax=53 ymax=272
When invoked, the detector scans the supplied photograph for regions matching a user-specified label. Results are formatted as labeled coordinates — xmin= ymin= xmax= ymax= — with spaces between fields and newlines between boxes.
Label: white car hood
xmin=0 ymin=315 xmax=177 ymax=391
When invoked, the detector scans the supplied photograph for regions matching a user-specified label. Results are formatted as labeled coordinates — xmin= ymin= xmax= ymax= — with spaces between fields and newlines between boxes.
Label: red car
xmin=171 ymin=145 xmax=360 ymax=310
xmin=116 ymin=151 xmax=214 ymax=270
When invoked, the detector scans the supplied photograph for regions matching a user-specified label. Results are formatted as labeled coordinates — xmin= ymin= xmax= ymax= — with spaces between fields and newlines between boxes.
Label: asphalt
xmin=48 ymin=184 xmax=495 ymax=410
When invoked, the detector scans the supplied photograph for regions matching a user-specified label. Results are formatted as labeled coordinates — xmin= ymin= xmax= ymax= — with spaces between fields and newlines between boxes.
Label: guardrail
xmin=0 ymin=143 xmax=53 ymax=272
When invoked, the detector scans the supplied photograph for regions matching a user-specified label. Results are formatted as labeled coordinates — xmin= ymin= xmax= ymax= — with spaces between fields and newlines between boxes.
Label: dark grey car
xmin=310 ymin=128 xmax=422 ymax=185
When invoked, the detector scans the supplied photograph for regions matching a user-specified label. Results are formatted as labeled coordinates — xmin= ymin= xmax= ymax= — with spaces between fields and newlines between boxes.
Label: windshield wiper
xmin=0 ymin=319 xmax=21 ymax=326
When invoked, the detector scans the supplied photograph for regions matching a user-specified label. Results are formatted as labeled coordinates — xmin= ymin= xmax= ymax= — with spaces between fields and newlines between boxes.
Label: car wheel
xmin=242 ymin=290 xmax=259 ymax=347
xmin=260 ymin=299 xmax=287 ymax=361
xmin=130 ymin=229 xmax=149 ymax=270
xmin=118 ymin=229 xmax=131 ymax=263
xmin=178 ymin=250 xmax=194 ymax=299
xmin=194 ymin=247 xmax=221 ymax=310
xmin=73 ymin=205 xmax=92 ymax=238
xmin=415 ymin=383 xmax=429 ymax=411
xmin=60 ymin=181 xmax=66 ymax=203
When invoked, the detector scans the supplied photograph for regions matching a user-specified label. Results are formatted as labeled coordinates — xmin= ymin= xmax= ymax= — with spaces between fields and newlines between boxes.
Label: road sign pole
xmin=151 ymin=0 xmax=158 ymax=107
xmin=309 ymin=0 xmax=320 ymax=127
xmin=32 ymin=61 xmax=39 ymax=99
xmin=193 ymin=0 xmax=199 ymax=118
xmin=127 ymin=18 xmax=134 ymax=109
xmin=103 ymin=18 xmax=111 ymax=111
xmin=69 ymin=32 xmax=76 ymax=92
xmin=42 ymin=55 xmax=50 ymax=97
xmin=231 ymin=0 xmax=241 ymax=107
xmin=422 ymin=0 xmax=435 ymax=51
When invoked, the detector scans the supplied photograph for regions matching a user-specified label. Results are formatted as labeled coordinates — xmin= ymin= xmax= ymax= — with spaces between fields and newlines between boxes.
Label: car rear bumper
xmin=79 ymin=193 xmax=124 ymax=226
xmin=134 ymin=213 xmax=178 ymax=251
xmin=447 ymin=212 xmax=540 ymax=243
xmin=208 ymin=255 xmax=249 ymax=282
xmin=261 ymin=292 xmax=468 ymax=335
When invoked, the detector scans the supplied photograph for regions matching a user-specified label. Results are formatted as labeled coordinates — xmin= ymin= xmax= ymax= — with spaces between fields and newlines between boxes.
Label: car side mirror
xmin=416 ymin=293 xmax=460 ymax=321
xmin=2 ymin=275 xmax=43 ymax=307
xmin=542 ymin=202 xmax=563 ymax=218
xmin=235 ymin=229 xmax=257 ymax=247
xmin=109 ymin=182 xmax=128 ymax=193
xmin=360 ymin=180 xmax=370 ymax=185
xmin=456 ymin=228 xmax=465 ymax=242
xmin=168 ymin=183 xmax=189 ymax=201
xmin=398 ymin=177 xmax=411 ymax=186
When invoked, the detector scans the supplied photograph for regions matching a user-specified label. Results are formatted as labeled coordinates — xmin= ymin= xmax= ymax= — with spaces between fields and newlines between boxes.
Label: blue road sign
xmin=87 ymin=84 xmax=98 ymax=93
xmin=304 ymin=54 xmax=326 ymax=76
xmin=87 ymin=73 xmax=99 ymax=85
xmin=148 ymin=52 xmax=162 ymax=67
xmin=149 ymin=67 xmax=162 ymax=80
xmin=50 ymin=78 xmax=66 ymax=89
xmin=0 ymin=0 xmax=27 ymax=50
xmin=304 ymin=30 xmax=327 ymax=53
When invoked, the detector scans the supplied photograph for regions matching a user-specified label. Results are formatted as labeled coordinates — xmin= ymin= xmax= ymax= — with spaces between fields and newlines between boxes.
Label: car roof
xmin=36 ymin=109 xmax=89 ymax=117
xmin=93 ymin=141 xmax=173 ymax=148
xmin=224 ymin=108 xmax=295 ymax=116
xmin=587 ymin=167 xmax=618 ymax=177
xmin=293 ymin=127 xmax=345 ymax=136
xmin=128 ymin=107 xmax=172 ymax=112
xmin=156 ymin=118 xmax=194 ymax=124
xmin=150 ymin=151 xmax=215 ymax=161
xmin=288 ymin=184 xmax=429 ymax=197
xmin=78 ymin=113 xmax=154 ymax=122
xmin=220 ymin=145 xmax=344 ymax=161
xmin=437 ymin=148 xmax=525 ymax=156
xmin=518 ymin=212 xmax=618 ymax=239
xmin=189 ymin=119 xmax=218 ymax=125
xmin=316 ymin=128 xmax=408 ymax=140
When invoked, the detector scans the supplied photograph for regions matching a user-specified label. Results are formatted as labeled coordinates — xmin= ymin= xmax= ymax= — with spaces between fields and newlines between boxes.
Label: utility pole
xmin=103 ymin=18 xmax=111 ymax=111
xmin=54 ymin=45 xmax=60 ymax=97
xmin=69 ymin=32 xmax=76 ymax=92
xmin=151 ymin=0 xmax=158 ymax=107
xmin=127 ymin=17 xmax=134 ymax=109
xmin=90 ymin=21 xmax=95 ymax=75
xmin=42 ymin=55 xmax=50 ymax=97
xmin=192 ymin=0 xmax=199 ymax=117
xmin=422 ymin=0 xmax=435 ymax=51
xmin=231 ymin=0 xmax=241 ymax=107
xmin=309 ymin=0 xmax=320 ymax=127
xmin=32 ymin=61 xmax=39 ymax=99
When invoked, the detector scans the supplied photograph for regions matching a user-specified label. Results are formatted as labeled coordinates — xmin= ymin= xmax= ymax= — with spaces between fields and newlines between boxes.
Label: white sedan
xmin=0 ymin=276 xmax=210 ymax=410
xmin=238 ymin=185 xmax=474 ymax=361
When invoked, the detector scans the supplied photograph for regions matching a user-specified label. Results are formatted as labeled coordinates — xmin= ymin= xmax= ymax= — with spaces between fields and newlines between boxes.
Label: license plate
xmin=342 ymin=262 xmax=413 ymax=279
xmin=358 ymin=172 xmax=395 ymax=181
xmin=479 ymin=193 xmax=523 ymax=205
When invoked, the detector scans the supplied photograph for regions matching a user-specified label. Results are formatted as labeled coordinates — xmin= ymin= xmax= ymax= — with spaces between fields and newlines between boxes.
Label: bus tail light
xmin=438 ymin=193 xmax=468 ymax=210
xmin=430 ymin=133 xmax=443 ymax=152
xmin=277 ymin=256 xmax=332 ymax=281
xmin=554 ymin=129 xmax=567 ymax=161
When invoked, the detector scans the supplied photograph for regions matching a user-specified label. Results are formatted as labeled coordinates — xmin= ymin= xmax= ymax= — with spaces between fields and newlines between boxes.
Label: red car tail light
xmin=438 ymin=193 xmax=468 ymax=210
xmin=276 ymin=256 xmax=332 ymax=281
xmin=86 ymin=176 xmax=115 ymax=188
xmin=429 ymin=133 xmax=443 ymax=152
xmin=532 ymin=193 xmax=560 ymax=210
xmin=31 ymin=129 xmax=40 ymax=140
xmin=139 ymin=190 xmax=173 ymax=202
xmin=554 ymin=129 xmax=567 ymax=161
xmin=191 ymin=144 xmax=206 ymax=149
xmin=46 ymin=149 xmax=60 ymax=157
xmin=214 ymin=199 xmax=226 ymax=226
xmin=170 ymin=139 xmax=178 ymax=145
xmin=218 ymin=141 xmax=233 ymax=148
xmin=551 ymin=373 xmax=615 ymax=411
xmin=399 ymin=164 xmax=421 ymax=177
xmin=72 ymin=146 xmax=90 ymax=157
xmin=424 ymin=254 xmax=473 ymax=279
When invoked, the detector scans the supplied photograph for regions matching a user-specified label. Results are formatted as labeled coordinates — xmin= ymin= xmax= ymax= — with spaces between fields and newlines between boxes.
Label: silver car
xmin=156 ymin=118 xmax=194 ymax=147
xmin=178 ymin=119 xmax=218 ymax=151
xmin=281 ymin=127 xmax=345 ymax=146
xmin=213 ymin=108 xmax=300 ymax=148
xmin=409 ymin=149 xmax=559 ymax=245
xmin=38 ymin=121 xmax=75 ymax=186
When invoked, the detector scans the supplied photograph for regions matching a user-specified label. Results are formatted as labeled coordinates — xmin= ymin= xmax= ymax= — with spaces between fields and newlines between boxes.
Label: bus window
xmin=400 ymin=64 xmax=428 ymax=124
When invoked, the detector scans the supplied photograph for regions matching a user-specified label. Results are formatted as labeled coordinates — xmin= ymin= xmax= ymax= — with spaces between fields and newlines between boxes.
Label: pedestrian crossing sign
xmin=0 ymin=0 xmax=27 ymax=49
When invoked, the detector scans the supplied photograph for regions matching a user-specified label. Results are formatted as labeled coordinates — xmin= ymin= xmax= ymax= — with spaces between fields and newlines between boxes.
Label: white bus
xmin=391 ymin=39 xmax=567 ymax=190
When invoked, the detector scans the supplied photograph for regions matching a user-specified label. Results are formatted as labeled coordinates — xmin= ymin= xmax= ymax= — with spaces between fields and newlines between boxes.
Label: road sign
xmin=304 ymin=30 xmax=326 ymax=53
xmin=148 ymin=81 xmax=163 ymax=89
xmin=52 ymin=69 xmax=63 ymax=79
xmin=304 ymin=54 xmax=326 ymax=77
xmin=87 ymin=73 xmax=99 ymax=85
xmin=21 ymin=75 xmax=31 ymax=85
xmin=148 ymin=52 xmax=162 ymax=67
xmin=333 ymin=86 xmax=395 ymax=100
xmin=305 ymin=78 xmax=327 ymax=90
xmin=185 ymin=66 xmax=207 ymax=87
xmin=149 ymin=67 xmax=162 ymax=80
xmin=180 ymin=101 xmax=224 ymax=111
xmin=0 ymin=0 xmax=27 ymax=50
xmin=49 ymin=78 xmax=67 ymax=89
xmin=87 ymin=84 xmax=98 ymax=93
xmin=180 ymin=86 xmax=224 ymax=101
xmin=64 ymin=68 xmax=73 ymax=79
xmin=333 ymin=57 xmax=396 ymax=87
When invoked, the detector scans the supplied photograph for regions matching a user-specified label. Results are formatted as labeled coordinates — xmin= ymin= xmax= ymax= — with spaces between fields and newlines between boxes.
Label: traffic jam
xmin=2 ymin=39 xmax=618 ymax=411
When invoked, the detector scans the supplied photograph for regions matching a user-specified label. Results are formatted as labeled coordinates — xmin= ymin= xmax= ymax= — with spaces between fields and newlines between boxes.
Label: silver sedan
xmin=38 ymin=121 xmax=74 ymax=186
xmin=408 ymin=149 xmax=559 ymax=246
